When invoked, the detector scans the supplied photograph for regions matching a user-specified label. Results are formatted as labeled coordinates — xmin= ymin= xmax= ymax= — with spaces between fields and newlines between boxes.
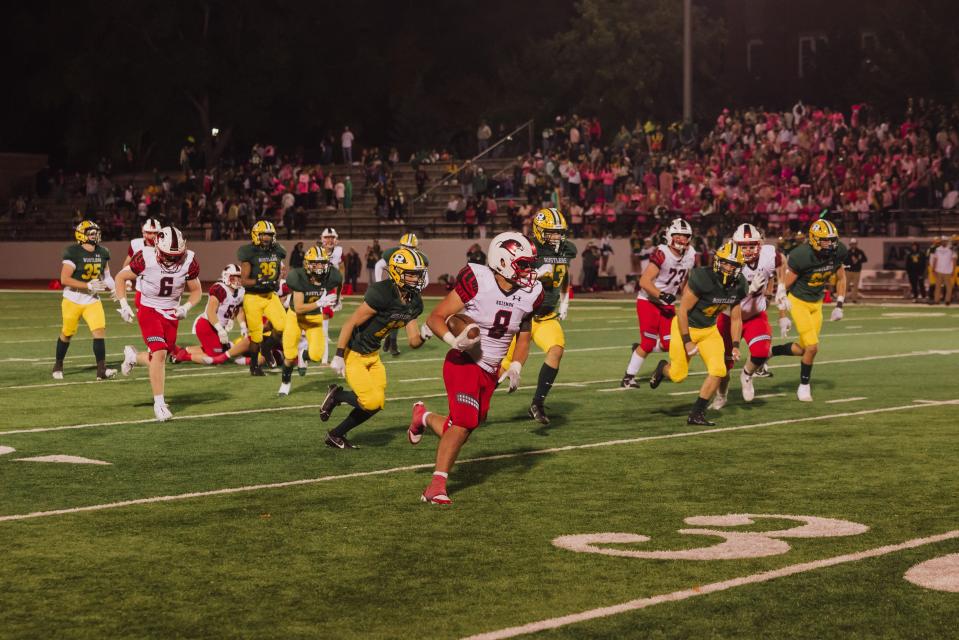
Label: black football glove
xmin=658 ymin=292 xmax=676 ymax=305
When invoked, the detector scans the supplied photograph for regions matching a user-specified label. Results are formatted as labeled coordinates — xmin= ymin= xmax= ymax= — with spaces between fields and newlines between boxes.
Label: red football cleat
xmin=408 ymin=401 xmax=426 ymax=445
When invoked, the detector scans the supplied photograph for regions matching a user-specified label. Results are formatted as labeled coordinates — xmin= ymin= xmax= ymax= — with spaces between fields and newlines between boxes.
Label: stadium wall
xmin=0 ymin=237 xmax=911 ymax=286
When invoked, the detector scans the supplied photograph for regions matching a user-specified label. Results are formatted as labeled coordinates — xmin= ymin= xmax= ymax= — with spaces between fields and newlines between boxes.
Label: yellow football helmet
xmin=400 ymin=233 xmax=419 ymax=249
xmin=303 ymin=246 xmax=331 ymax=280
xmin=75 ymin=220 xmax=101 ymax=245
xmin=251 ymin=220 xmax=276 ymax=247
xmin=808 ymin=219 xmax=839 ymax=254
xmin=713 ymin=240 xmax=745 ymax=288
xmin=387 ymin=247 xmax=428 ymax=292
xmin=532 ymin=208 xmax=568 ymax=250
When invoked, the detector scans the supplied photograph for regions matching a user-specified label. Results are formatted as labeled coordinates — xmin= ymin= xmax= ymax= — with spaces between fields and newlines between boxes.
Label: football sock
xmin=92 ymin=338 xmax=105 ymax=362
xmin=330 ymin=407 xmax=378 ymax=437
xmin=533 ymin=363 xmax=559 ymax=405
xmin=800 ymin=363 xmax=813 ymax=385
xmin=626 ymin=352 xmax=645 ymax=376
xmin=428 ymin=471 xmax=448 ymax=492
xmin=173 ymin=347 xmax=193 ymax=363
xmin=422 ymin=411 xmax=432 ymax=428
xmin=153 ymin=394 xmax=165 ymax=405
xmin=281 ymin=364 xmax=293 ymax=384
xmin=55 ymin=338 xmax=70 ymax=361
xmin=248 ymin=342 xmax=261 ymax=368
xmin=771 ymin=343 xmax=796 ymax=357
xmin=744 ymin=356 xmax=766 ymax=376
xmin=691 ymin=396 xmax=709 ymax=414
xmin=334 ymin=387 xmax=360 ymax=409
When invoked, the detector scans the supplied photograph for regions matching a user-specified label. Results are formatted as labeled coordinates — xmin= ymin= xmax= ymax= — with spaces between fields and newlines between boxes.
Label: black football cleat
xmin=325 ymin=431 xmax=358 ymax=449
xmin=620 ymin=373 xmax=640 ymax=388
xmin=687 ymin=411 xmax=716 ymax=426
xmin=648 ymin=360 xmax=668 ymax=389
xmin=528 ymin=403 xmax=550 ymax=425
xmin=320 ymin=384 xmax=342 ymax=422
xmin=250 ymin=365 xmax=266 ymax=377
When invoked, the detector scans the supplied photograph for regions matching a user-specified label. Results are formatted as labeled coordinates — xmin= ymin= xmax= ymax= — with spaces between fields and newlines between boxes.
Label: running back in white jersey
xmin=454 ymin=263 xmax=544 ymax=373
xmin=637 ymin=244 xmax=696 ymax=301
xmin=128 ymin=248 xmax=200 ymax=310
xmin=729 ymin=243 xmax=781 ymax=319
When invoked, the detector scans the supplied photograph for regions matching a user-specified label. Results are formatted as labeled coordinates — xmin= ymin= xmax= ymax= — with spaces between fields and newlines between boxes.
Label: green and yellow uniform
xmin=282 ymin=266 xmax=343 ymax=361
xmin=344 ymin=279 xmax=424 ymax=411
xmin=61 ymin=243 xmax=111 ymax=336
xmin=786 ymin=241 xmax=848 ymax=347
xmin=668 ymin=267 xmax=747 ymax=383
xmin=238 ymin=241 xmax=287 ymax=342
xmin=502 ymin=238 xmax=577 ymax=367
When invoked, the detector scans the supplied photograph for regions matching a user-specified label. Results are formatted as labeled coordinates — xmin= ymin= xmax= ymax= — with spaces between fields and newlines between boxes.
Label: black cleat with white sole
xmin=325 ymin=431 xmax=358 ymax=449
xmin=320 ymin=384 xmax=342 ymax=422
xmin=528 ymin=403 xmax=550 ymax=425
xmin=686 ymin=411 xmax=715 ymax=426
xmin=648 ymin=359 xmax=668 ymax=389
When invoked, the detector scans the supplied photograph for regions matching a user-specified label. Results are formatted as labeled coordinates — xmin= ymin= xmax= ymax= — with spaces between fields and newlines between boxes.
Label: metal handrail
xmin=411 ymin=119 xmax=534 ymax=235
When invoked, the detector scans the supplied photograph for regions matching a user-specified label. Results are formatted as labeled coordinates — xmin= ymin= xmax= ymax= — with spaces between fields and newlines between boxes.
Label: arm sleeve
xmin=128 ymin=251 xmax=146 ymax=275
xmin=649 ymin=248 xmax=666 ymax=268
xmin=128 ymin=245 xmax=134 ymax=257
xmin=187 ymin=257 xmax=201 ymax=280
xmin=453 ymin=266 xmax=479 ymax=303
xmin=208 ymin=283 xmax=227 ymax=303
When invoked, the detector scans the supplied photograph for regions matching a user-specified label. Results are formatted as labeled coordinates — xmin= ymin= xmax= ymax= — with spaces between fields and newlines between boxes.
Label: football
xmin=447 ymin=313 xmax=480 ymax=339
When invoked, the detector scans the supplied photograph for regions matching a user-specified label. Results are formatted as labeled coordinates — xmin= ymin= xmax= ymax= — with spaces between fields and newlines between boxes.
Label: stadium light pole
xmin=683 ymin=0 xmax=692 ymax=123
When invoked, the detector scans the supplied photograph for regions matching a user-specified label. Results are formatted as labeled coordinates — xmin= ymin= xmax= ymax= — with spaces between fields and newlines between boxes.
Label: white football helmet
xmin=321 ymin=227 xmax=338 ymax=249
xmin=220 ymin=263 xmax=242 ymax=290
xmin=487 ymin=232 xmax=538 ymax=291
xmin=156 ymin=226 xmax=186 ymax=268
xmin=666 ymin=218 xmax=693 ymax=253
xmin=141 ymin=218 xmax=162 ymax=246
xmin=732 ymin=223 xmax=763 ymax=262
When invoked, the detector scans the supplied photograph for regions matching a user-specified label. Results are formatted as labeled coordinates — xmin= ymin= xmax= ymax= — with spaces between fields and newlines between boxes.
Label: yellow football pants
xmin=61 ymin=298 xmax=106 ymax=337
xmin=282 ymin=310 xmax=325 ymax=362
xmin=242 ymin=292 xmax=286 ymax=343
xmin=787 ymin=293 xmax=823 ymax=348
xmin=501 ymin=317 xmax=566 ymax=370
xmin=345 ymin=349 xmax=387 ymax=411
xmin=667 ymin=316 xmax=727 ymax=383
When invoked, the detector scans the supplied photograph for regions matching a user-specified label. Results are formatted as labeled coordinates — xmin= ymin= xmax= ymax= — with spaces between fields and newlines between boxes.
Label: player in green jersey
xmin=319 ymin=248 xmax=432 ymax=448
xmin=54 ymin=221 xmax=118 ymax=380
xmin=768 ymin=219 xmax=848 ymax=401
xmin=648 ymin=242 xmax=748 ymax=426
xmin=277 ymin=247 xmax=343 ymax=396
xmin=501 ymin=207 xmax=577 ymax=425
xmin=377 ymin=233 xmax=425 ymax=356
xmin=238 ymin=220 xmax=287 ymax=376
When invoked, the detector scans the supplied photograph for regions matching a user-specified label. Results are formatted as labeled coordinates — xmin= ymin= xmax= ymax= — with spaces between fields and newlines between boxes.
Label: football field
xmin=1 ymin=290 xmax=958 ymax=639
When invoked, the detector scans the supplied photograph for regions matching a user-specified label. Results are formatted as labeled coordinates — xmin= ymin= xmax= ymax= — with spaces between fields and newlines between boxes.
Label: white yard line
xmin=825 ymin=397 xmax=868 ymax=404
xmin=0 ymin=399 xmax=955 ymax=524
xmin=398 ymin=377 xmax=440 ymax=383
xmin=460 ymin=528 xmax=959 ymax=640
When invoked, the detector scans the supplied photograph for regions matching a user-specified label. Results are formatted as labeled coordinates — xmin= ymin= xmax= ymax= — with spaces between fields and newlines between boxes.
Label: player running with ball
xmin=409 ymin=232 xmax=543 ymax=505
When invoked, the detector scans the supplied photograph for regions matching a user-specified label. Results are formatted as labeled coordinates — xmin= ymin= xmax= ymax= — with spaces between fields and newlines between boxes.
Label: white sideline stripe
xmin=460 ymin=528 xmax=959 ymax=640
xmin=399 ymin=377 xmax=440 ymax=383
xmin=668 ymin=390 xmax=700 ymax=396
xmin=825 ymin=397 xmax=867 ymax=404
xmin=0 ymin=399 xmax=955 ymax=524
xmin=755 ymin=393 xmax=786 ymax=399
xmin=912 ymin=399 xmax=940 ymax=405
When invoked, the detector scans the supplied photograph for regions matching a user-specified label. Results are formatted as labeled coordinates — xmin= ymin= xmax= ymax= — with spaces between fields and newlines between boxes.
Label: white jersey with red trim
xmin=637 ymin=244 xmax=695 ymax=301
xmin=128 ymin=248 xmax=200 ymax=311
xmin=192 ymin=283 xmax=244 ymax=335
xmin=326 ymin=245 xmax=343 ymax=268
xmin=729 ymin=243 xmax=781 ymax=320
xmin=128 ymin=238 xmax=151 ymax=292
xmin=454 ymin=263 xmax=544 ymax=374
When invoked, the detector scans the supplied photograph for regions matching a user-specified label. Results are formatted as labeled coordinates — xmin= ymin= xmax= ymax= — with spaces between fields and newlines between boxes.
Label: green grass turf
xmin=1 ymin=291 xmax=958 ymax=638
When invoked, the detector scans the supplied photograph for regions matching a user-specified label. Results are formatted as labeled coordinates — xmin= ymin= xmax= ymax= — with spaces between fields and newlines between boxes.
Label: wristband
xmin=181 ymin=301 xmax=194 ymax=313
xmin=442 ymin=331 xmax=458 ymax=347
xmin=681 ymin=333 xmax=692 ymax=344
xmin=335 ymin=348 xmax=345 ymax=358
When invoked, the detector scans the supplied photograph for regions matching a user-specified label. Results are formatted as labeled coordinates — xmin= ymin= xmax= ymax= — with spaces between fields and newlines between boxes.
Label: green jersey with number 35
xmin=787 ymin=242 xmax=848 ymax=303
xmin=348 ymin=280 xmax=423 ymax=354
xmin=237 ymin=243 xmax=287 ymax=293
xmin=533 ymin=238 xmax=577 ymax=320
xmin=686 ymin=267 xmax=747 ymax=329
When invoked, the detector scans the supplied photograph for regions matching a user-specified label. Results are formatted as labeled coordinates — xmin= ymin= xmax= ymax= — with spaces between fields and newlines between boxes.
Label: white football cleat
xmin=740 ymin=370 xmax=755 ymax=402
xmin=98 ymin=368 xmax=117 ymax=380
xmin=709 ymin=391 xmax=728 ymax=410
xmin=797 ymin=384 xmax=813 ymax=402
xmin=277 ymin=381 xmax=292 ymax=397
xmin=234 ymin=356 xmax=248 ymax=366
xmin=121 ymin=345 xmax=138 ymax=376
xmin=154 ymin=403 xmax=173 ymax=421
xmin=52 ymin=370 xmax=64 ymax=380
